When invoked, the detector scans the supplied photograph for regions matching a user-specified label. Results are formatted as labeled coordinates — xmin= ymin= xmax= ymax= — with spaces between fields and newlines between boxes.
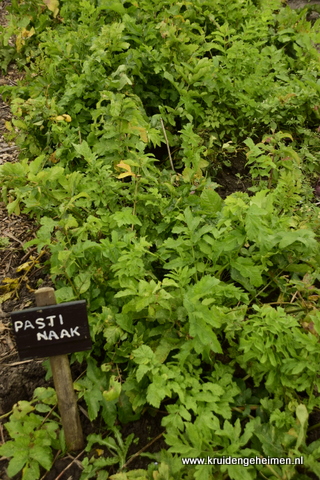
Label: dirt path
xmin=288 ymin=0 xmax=320 ymax=8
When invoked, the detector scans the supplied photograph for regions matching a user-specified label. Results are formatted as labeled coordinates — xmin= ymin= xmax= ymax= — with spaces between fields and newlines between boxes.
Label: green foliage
xmin=0 ymin=388 xmax=63 ymax=480
xmin=80 ymin=428 xmax=135 ymax=479
xmin=2 ymin=0 xmax=320 ymax=478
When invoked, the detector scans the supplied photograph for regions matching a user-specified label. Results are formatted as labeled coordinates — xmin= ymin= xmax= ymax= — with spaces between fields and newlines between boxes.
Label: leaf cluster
xmin=2 ymin=0 xmax=320 ymax=479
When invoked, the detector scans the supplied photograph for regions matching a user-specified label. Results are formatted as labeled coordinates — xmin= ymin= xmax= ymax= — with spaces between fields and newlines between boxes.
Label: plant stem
xmin=160 ymin=117 xmax=175 ymax=171
xmin=120 ymin=431 xmax=164 ymax=471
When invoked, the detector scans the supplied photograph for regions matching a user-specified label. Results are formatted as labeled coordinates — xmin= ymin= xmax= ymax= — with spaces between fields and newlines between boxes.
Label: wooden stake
xmin=35 ymin=287 xmax=84 ymax=451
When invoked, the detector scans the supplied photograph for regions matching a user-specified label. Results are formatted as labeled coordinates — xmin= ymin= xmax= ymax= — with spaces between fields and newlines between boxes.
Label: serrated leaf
xmin=84 ymin=388 xmax=103 ymax=420
xmin=230 ymin=257 xmax=264 ymax=287
xmin=136 ymin=364 xmax=151 ymax=382
xmin=12 ymin=401 xmax=35 ymax=419
xmin=146 ymin=383 xmax=165 ymax=409
xmin=0 ymin=440 xmax=19 ymax=459
xmin=21 ymin=460 xmax=40 ymax=480
xmin=73 ymin=141 xmax=96 ymax=164
xmin=30 ymin=446 xmax=52 ymax=470
xmin=7 ymin=452 xmax=28 ymax=477
xmin=132 ymin=345 xmax=155 ymax=365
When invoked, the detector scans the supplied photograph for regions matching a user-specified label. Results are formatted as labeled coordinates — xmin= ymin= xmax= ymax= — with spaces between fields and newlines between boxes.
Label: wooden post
xmin=35 ymin=287 xmax=84 ymax=451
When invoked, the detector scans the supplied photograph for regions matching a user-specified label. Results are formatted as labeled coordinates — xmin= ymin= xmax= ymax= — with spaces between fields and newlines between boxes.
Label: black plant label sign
xmin=11 ymin=300 xmax=92 ymax=360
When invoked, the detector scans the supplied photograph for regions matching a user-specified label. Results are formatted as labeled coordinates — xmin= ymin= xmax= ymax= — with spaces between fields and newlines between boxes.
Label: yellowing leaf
xmin=116 ymin=161 xmax=136 ymax=179
xmin=16 ymin=258 xmax=36 ymax=273
xmin=52 ymin=114 xmax=72 ymax=122
xmin=1 ymin=277 xmax=19 ymax=286
xmin=16 ymin=27 xmax=35 ymax=52
xmin=43 ymin=0 xmax=59 ymax=17
xmin=128 ymin=124 xmax=148 ymax=143
xmin=118 ymin=172 xmax=133 ymax=179
xmin=0 ymin=291 xmax=14 ymax=304
xmin=5 ymin=121 xmax=13 ymax=131
xmin=278 ymin=93 xmax=296 ymax=104
xmin=49 ymin=151 xmax=59 ymax=164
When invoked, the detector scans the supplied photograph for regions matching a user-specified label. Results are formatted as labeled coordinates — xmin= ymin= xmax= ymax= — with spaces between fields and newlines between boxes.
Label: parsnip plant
xmin=2 ymin=0 xmax=320 ymax=478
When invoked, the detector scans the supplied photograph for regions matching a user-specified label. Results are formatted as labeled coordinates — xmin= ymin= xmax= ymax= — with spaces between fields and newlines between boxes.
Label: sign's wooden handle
xmin=35 ymin=287 xmax=84 ymax=451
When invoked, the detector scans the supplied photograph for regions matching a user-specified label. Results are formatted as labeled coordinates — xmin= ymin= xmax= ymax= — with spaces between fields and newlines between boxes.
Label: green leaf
xmin=30 ymin=446 xmax=52 ymax=470
xmin=103 ymin=376 xmax=122 ymax=402
xmin=0 ymin=441 xmax=17 ymax=458
xmin=74 ymin=271 xmax=91 ymax=294
xmin=111 ymin=209 xmax=142 ymax=227
xmin=12 ymin=401 xmax=35 ymax=420
xmin=7 ymin=452 xmax=29 ymax=477
xmin=73 ymin=141 xmax=96 ymax=164
xmin=132 ymin=345 xmax=155 ymax=365
xmin=200 ymin=188 xmax=222 ymax=215
xmin=230 ymin=257 xmax=264 ymax=287
xmin=84 ymin=388 xmax=103 ymax=421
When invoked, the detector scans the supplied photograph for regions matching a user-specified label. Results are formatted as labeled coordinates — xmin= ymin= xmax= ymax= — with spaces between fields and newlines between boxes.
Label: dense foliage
xmin=2 ymin=0 xmax=320 ymax=478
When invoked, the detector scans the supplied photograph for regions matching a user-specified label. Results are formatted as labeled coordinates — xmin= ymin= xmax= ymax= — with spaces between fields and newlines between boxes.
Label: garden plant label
xmin=11 ymin=300 xmax=92 ymax=359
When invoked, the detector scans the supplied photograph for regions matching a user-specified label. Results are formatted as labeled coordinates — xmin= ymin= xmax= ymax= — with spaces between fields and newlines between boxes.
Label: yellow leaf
xmin=116 ymin=161 xmax=136 ymax=178
xmin=52 ymin=114 xmax=72 ymax=122
xmin=95 ymin=449 xmax=104 ymax=456
xmin=23 ymin=27 xmax=35 ymax=38
xmin=16 ymin=27 xmax=35 ymax=52
xmin=2 ymin=277 xmax=19 ymax=284
xmin=26 ymin=283 xmax=35 ymax=293
xmin=62 ymin=114 xmax=72 ymax=122
xmin=118 ymin=172 xmax=135 ymax=179
xmin=5 ymin=121 xmax=13 ymax=131
xmin=0 ymin=291 xmax=14 ymax=304
xmin=116 ymin=161 xmax=131 ymax=172
xmin=43 ymin=0 xmax=59 ymax=17
xmin=287 ymin=428 xmax=298 ymax=438
xmin=278 ymin=93 xmax=296 ymax=104
xmin=16 ymin=258 xmax=36 ymax=273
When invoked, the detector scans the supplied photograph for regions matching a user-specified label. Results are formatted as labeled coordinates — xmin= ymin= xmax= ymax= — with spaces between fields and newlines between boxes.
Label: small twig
xmin=39 ymin=404 xmax=58 ymax=429
xmin=19 ymin=247 xmax=38 ymax=264
xmin=78 ymin=405 xmax=90 ymax=420
xmin=2 ymin=230 xmax=24 ymax=246
xmin=3 ymin=359 xmax=37 ymax=367
xmin=0 ymin=146 xmax=18 ymax=154
xmin=120 ymin=431 xmax=164 ymax=471
xmin=160 ymin=118 xmax=175 ymax=171
xmin=54 ymin=449 xmax=85 ymax=480
xmin=0 ymin=423 xmax=5 ymax=444
xmin=67 ymin=452 xmax=83 ymax=468
xmin=40 ymin=450 xmax=61 ymax=480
